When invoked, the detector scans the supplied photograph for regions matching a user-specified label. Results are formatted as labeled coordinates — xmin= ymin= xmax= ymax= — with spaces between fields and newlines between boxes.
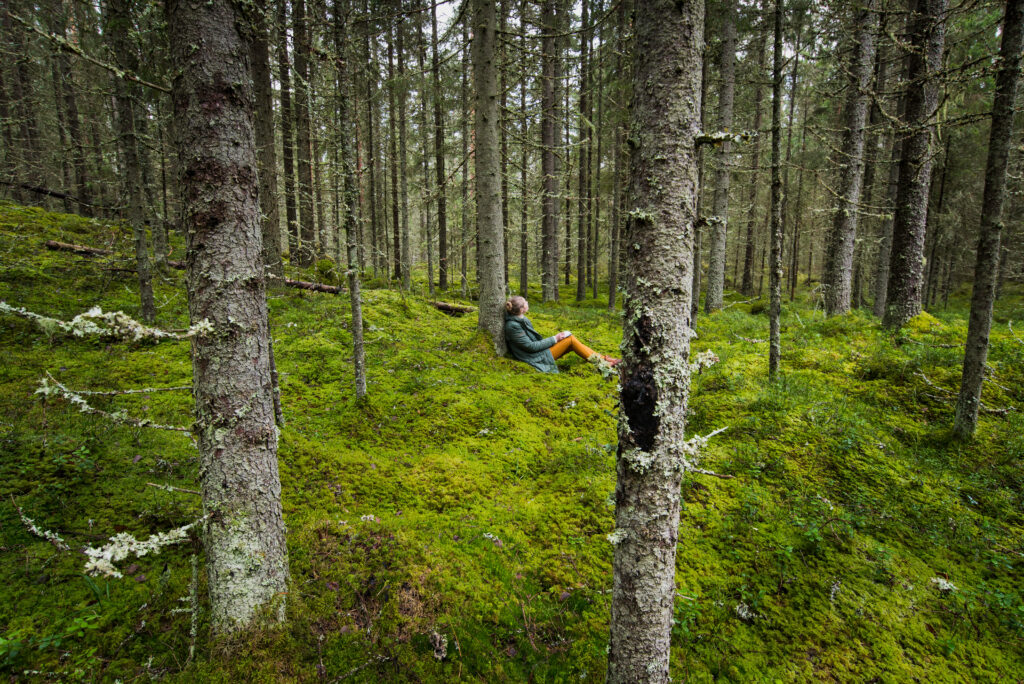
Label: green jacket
xmin=505 ymin=313 xmax=559 ymax=373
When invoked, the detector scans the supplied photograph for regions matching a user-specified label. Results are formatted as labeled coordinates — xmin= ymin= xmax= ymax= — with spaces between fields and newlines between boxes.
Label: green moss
xmin=0 ymin=203 xmax=1022 ymax=680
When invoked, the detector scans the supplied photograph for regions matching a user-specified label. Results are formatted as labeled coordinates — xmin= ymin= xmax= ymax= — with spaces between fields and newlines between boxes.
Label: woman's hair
xmin=505 ymin=296 xmax=528 ymax=315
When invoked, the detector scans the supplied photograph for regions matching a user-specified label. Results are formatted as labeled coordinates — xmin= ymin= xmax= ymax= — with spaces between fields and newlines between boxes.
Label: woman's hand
xmin=555 ymin=331 xmax=572 ymax=342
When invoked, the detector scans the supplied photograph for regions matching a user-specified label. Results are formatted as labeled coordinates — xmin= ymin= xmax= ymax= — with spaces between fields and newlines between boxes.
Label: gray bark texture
xmin=251 ymin=0 xmax=283 ymax=278
xmin=540 ymin=0 xmax=560 ymax=301
xmin=704 ymin=0 xmax=736 ymax=314
xmin=334 ymin=0 xmax=367 ymax=399
xmin=741 ymin=29 xmax=767 ymax=296
xmin=519 ymin=0 xmax=530 ymax=297
xmin=823 ymin=0 xmax=877 ymax=316
xmin=882 ymin=0 xmax=947 ymax=330
xmin=769 ymin=0 xmax=783 ymax=378
xmin=107 ymin=0 xmax=155 ymax=324
xmin=472 ymin=0 xmax=507 ymax=355
xmin=954 ymin=0 xmax=1023 ymax=437
xmin=168 ymin=0 xmax=290 ymax=632
xmin=276 ymin=0 xmax=299 ymax=257
xmin=293 ymin=0 xmax=315 ymax=267
xmin=606 ymin=0 xmax=702 ymax=680
xmin=431 ymin=5 xmax=449 ymax=290
xmin=576 ymin=0 xmax=592 ymax=302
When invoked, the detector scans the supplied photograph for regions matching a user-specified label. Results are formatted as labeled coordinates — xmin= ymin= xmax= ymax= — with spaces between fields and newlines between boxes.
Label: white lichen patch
xmin=0 ymin=301 xmax=212 ymax=342
xmin=84 ymin=517 xmax=204 ymax=578
xmin=17 ymin=506 xmax=69 ymax=551
xmin=930 ymin=577 xmax=957 ymax=593
xmin=607 ymin=528 xmax=629 ymax=546
xmin=735 ymin=602 xmax=756 ymax=622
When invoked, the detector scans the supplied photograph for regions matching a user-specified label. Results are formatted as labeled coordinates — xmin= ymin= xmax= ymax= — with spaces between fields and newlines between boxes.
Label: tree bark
xmin=769 ymin=0 xmax=783 ymax=379
xmin=334 ymin=0 xmax=367 ymax=398
xmin=882 ymin=0 xmax=947 ymax=330
xmin=252 ymin=0 xmax=283 ymax=277
xmin=168 ymin=0 xmax=290 ymax=632
xmin=540 ymin=0 xmax=560 ymax=301
xmin=704 ymin=0 xmax=736 ymax=314
xmin=823 ymin=0 xmax=876 ymax=316
xmin=576 ymin=0 xmax=592 ymax=302
xmin=107 ymin=0 xmax=155 ymax=323
xmin=431 ymin=4 xmax=449 ymax=290
xmin=276 ymin=0 xmax=299 ymax=259
xmin=519 ymin=0 xmax=530 ymax=297
xmin=954 ymin=0 xmax=1023 ymax=437
xmin=398 ymin=17 xmax=410 ymax=291
xmin=292 ymin=0 xmax=315 ymax=267
xmin=472 ymin=0 xmax=507 ymax=355
xmin=607 ymin=0 xmax=702 ymax=680
xmin=691 ymin=7 xmax=711 ymax=325
xmin=741 ymin=28 xmax=767 ymax=296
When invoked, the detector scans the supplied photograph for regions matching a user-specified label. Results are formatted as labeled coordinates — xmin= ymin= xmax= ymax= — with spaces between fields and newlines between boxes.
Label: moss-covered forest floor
xmin=1 ymin=202 xmax=1022 ymax=682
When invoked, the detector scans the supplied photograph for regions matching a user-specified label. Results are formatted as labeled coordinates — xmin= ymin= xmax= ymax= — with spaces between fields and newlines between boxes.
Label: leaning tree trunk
xmin=769 ymin=0 xmax=783 ymax=379
xmin=472 ymin=0 xmax=507 ymax=355
xmin=954 ymin=0 xmax=1023 ymax=437
xmin=606 ymin=0 xmax=703 ymax=680
xmin=107 ymin=0 xmax=155 ymax=323
xmin=168 ymin=0 xmax=289 ymax=632
xmin=823 ymin=0 xmax=876 ymax=316
xmin=704 ymin=0 xmax=736 ymax=313
xmin=882 ymin=0 xmax=947 ymax=330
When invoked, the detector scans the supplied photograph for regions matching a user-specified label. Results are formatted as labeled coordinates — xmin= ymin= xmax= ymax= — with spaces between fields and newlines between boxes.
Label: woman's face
xmin=522 ymin=300 xmax=529 ymax=315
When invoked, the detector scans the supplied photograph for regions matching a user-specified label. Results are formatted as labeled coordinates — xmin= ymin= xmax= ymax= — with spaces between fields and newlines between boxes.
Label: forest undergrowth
xmin=1 ymin=203 xmax=1022 ymax=681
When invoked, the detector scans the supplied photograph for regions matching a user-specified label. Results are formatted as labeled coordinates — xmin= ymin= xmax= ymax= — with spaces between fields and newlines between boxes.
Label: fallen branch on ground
xmin=146 ymin=482 xmax=201 ymax=496
xmin=722 ymin=297 xmax=760 ymax=311
xmin=12 ymin=495 xmax=69 ymax=551
xmin=432 ymin=301 xmax=475 ymax=315
xmin=270 ymin=276 xmax=342 ymax=294
xmin=915 ymin=371 xmax=1015 ymax=416
xmin=45 ymin=239 xmax=113 ymax=257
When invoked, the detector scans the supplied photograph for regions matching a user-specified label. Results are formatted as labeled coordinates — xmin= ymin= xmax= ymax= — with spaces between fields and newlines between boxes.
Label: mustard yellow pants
xmin=550 ymin=335 xmax=597 ymax=361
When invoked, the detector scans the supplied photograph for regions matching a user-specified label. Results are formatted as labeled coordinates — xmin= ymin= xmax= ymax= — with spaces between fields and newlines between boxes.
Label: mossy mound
xmin=1 ymin=202 xmax=1022 ymax=681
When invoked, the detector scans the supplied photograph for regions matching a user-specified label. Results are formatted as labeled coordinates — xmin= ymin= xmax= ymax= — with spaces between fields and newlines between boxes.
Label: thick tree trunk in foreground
xmin=168 ymin=0 xmax=290 ymax=632
xmin=472 ymin=0 xmax=507 ymax=355
xmin=954 ymin=0 xmax=1023 ymax=437
xmin=769 ymin=0 xmax=783 ymax=378
xmin=607 ymin=0 xmax=702 ymax=680
xmin=704 ymin=0 xmax=736 ymax=313
xmin=883 ymin=0 xmax=947 ymax=330
xmin=823 ymin=0 xmax=876 ymax=316
xmin=108 ymin=0 xmax=155 ymax=323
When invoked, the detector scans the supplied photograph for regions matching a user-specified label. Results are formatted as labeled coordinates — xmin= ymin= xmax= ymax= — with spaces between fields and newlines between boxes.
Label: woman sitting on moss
xmin=504 ymin=296 xmax=620 ymax=374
